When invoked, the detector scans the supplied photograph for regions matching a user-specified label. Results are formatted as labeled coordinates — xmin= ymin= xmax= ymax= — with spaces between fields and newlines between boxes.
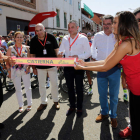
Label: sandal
xmin=27 ymin=106 xmax=32 ymax=111
xmin=19 ymin=107 xmax=23 ymax=113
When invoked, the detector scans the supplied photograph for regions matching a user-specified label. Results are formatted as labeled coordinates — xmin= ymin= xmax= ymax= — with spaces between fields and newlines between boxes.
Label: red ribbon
xmin=68 ymin=34 xmax=79 ymax=51
xmin=38 ymin=33 xmax=47 ymax=47
xmin=15 ymin=44 xmax=22 ymax=57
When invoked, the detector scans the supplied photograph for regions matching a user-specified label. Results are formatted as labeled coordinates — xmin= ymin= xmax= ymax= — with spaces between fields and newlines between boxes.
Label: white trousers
xmin=37 ymin=67 xmax=59 ymax=104
xmin=13 ymin=73 xmax=32 ymax=107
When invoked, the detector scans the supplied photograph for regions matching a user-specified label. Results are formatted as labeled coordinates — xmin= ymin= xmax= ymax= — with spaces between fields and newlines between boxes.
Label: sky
xmin=81 ymin=0 xmax=139 ymax=16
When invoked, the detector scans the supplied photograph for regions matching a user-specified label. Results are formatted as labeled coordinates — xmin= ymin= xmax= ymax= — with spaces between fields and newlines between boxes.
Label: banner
xmin=13 ymin=57 xmax=77 ymax=67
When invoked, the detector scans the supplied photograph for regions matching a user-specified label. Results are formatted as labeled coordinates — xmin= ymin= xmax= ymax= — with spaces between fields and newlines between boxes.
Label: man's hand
xmin=74 ymin=62 xmax=84 ymax=70
xmin=57 ymin=52 xmax=63 ymax=58
xmin=71 ymin=55 xmax=78 ymax=58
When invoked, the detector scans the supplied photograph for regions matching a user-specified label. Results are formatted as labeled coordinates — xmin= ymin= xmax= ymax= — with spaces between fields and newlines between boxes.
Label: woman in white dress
xmin=6 ymin=31 xmax=32 ymax=113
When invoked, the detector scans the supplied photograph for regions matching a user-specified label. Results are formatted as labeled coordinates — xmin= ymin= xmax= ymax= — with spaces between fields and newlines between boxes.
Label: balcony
xmin=82 ymin=14 xmax=96 ymax=33
xmin=82 ymin=14 xmax=93 ymax=25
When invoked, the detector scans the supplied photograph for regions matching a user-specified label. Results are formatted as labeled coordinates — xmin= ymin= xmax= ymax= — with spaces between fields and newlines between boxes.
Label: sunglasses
xmin=103 ymin=23 xmax=112 ymax=26
xmin=137 ymin=18 xmax=140 ymax=22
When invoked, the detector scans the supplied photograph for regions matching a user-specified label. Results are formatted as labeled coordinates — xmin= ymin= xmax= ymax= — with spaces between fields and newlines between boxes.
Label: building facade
xmin=91 ymin=12 xmax=104 ymax=33
xmin=0 ymin=0 xmax=39 ymax=35
xmin=45 ymin=0 xmax=81 ymax=34
xmin=0 ymin=0 xmax=81 ymax=35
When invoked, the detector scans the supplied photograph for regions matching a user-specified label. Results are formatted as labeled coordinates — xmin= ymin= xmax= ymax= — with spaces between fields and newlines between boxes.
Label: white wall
xmin=37 ymin=0 xmax=48 ymax=27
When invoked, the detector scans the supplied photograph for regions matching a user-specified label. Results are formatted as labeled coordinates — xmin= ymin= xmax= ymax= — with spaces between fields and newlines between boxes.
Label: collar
xmin=103 ymin=31 xmax=113 ymax=37
xmin=69 ymin=33 xmax=79 ymax=40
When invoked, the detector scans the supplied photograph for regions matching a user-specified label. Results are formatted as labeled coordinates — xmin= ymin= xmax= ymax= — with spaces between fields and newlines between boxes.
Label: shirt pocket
xmin=73 ymin=42 xmax=83 ymax=52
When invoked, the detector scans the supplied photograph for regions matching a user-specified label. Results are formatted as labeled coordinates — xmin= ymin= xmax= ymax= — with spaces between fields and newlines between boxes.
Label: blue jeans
xmin=97 ymin=66 xmax=121 ymax=118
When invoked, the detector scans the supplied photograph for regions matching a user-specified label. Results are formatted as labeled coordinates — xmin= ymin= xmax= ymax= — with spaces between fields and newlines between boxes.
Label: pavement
xmin=0 ymin=73 xmax=131 ymax=140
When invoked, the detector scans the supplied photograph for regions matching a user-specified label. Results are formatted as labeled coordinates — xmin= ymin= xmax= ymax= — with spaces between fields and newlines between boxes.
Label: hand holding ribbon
xmin=74 ymin=61 xmax=84 ymax=70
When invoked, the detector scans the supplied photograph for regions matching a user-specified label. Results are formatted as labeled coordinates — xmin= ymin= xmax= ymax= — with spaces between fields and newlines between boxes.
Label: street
xmin=0 ymin=74 xmax=131 ymax=140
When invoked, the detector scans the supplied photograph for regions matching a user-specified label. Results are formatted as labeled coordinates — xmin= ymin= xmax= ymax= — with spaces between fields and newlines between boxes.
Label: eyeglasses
xmin=16 ymin=37 xmax=23 ymax=39
xmin=137 ymin=18 xmax=140 ymax=23
xmin=103 ymin=23 xmax=112 ymax=26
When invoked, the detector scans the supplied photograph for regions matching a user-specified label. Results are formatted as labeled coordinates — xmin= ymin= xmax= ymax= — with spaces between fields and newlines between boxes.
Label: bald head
xmin=35 ymin=23 xmax=45 ymax=30
xmin=35 ymin=23 xmax=46 ymax=39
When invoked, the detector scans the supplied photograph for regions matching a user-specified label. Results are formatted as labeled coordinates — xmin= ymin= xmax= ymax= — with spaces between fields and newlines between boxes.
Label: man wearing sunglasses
xmin=119 ymin=7 xmax=140 ymax=139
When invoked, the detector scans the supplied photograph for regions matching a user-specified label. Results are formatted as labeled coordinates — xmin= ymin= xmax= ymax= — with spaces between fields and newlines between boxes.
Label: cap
xmin=53 ymin=30 xmax=57 ymax=34
xmin=87 ymin=32 xmax=91 ymax=36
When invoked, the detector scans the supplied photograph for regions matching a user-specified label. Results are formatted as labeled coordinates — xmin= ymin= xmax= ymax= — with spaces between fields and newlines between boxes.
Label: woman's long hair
xmin=115 ymin=11 xmax=140 ymax=51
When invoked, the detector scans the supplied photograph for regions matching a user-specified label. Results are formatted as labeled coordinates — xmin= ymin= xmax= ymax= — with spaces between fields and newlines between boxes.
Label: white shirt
xmin=59 ymin=33 xmax=91 ymax=59
xmin=91 ymin=31 xmax=116 ymax=60
xmin=1 ymin=40 xmax=8 ymax=50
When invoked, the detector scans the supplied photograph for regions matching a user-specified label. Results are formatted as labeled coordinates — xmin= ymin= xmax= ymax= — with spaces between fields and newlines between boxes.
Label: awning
xmin=84 ymin=3 xmax=94 ymax=18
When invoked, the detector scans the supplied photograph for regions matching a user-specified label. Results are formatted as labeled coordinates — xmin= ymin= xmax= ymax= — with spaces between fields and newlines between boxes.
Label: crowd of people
xmin=0 ymin=7 xmax=140 ymax=140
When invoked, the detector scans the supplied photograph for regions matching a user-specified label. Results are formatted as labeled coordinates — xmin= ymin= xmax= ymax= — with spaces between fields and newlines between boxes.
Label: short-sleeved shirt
xmin=30 ymin=33 xmax=59 ymax=69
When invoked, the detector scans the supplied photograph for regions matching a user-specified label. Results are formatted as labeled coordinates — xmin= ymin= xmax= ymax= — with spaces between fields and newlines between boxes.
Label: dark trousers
xmin=64 ymin=67 xmax=84 ymax=110
xmin=0 ymin=79 xmax=3 ymax=107
xmin=129 ymin=91 xmax=140 ymax=140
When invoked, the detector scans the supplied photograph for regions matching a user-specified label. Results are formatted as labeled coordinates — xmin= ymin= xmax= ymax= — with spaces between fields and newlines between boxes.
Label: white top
xmin=91 ymin=31 xmax=116 ymax=60
xmin=59 ymin=33 xmax=91 ymax=59
xmin=10 ymin=45 xmax=28 ymax=80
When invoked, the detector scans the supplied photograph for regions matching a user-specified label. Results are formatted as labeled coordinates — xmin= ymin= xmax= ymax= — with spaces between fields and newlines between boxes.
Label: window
xmin=78 ymin=2 xmax=80 ymax=11
xmin=64 ymin=13 xmax=67 ymax=28
xmin=70 ymin=15 xmax=72 ymax=20
xmin=69 ymin=0 xmax=72 ymax=5
xmin=25 ymin=0 xmax=33 ymax=3
xmin=79 ymin=19 xmax=80 ymax=27
xmin=56 ymin=9 xmax=60 ymax=27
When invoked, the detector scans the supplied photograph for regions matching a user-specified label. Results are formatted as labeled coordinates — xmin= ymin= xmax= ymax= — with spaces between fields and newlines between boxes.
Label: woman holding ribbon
xmin=74 ymin=11 xmax=140 ymax=139
xmin=6 ymin=31 xmax=32 ymax=113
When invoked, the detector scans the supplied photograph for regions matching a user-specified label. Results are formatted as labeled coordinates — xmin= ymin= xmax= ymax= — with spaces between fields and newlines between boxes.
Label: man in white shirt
xmin=59 ymin=20 xmax=91 ymax=118
xmin=91 ymin=15 xmax=121 ymax=128
xmin=1 ymin=36 xmax=9 ymax=51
